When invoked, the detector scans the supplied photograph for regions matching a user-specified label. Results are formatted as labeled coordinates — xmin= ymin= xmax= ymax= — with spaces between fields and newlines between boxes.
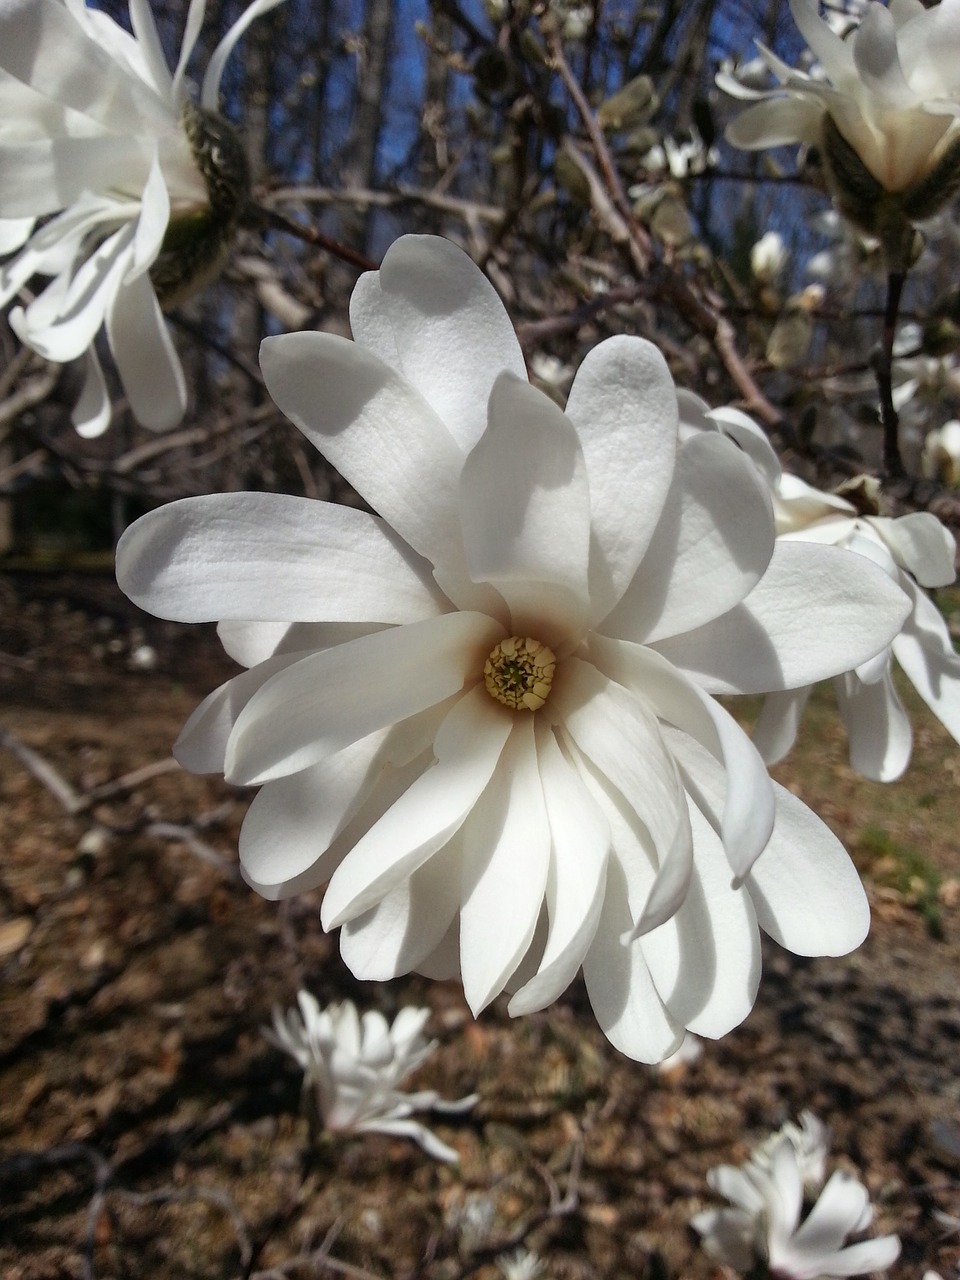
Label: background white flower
xmin=718 ymin=0 xmax=960 ymax=234
xmin=751 ymin=1111 xmax=831 ymax=1194
xmin=117 ymin=234 xmax=910 ymax=1062
xmin=0 ymin=0 xmax=285 ymax=436
xmin=264 ymin=993 xmax=477 ymax=1163
xmin=692 ymin=1134 xmax=901 ymax=1279
xmin=753 ymin=472 xmax=960 ymax=781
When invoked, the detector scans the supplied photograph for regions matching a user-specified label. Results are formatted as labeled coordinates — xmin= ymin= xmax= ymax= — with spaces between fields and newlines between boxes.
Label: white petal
xmin=0 ymin=135 xmax=151 ymax=219
xmin=642 ymin=795 xmax=761 ymax=1039
xmin=851 ymin=3 xmax=916 ymax=110
xmin=116 ymin=493 xmax=448 ymax=623
xmin=601 ymin=430 xmax=774 ymax=644
xmin=128 ymin=0 xmax=174 ymax=98
xmin=225 ymin=613 xmax=501 ymax=784
xmin=836 ymin=666 xmax=912 ymax=781
xmin=581 ymin=848 xmax=683 ymax=1063
xmin=351 ymin=234 xmax=527 ymax=452
xmin=171 ymin=0 xmax=207 ymax=104
xmin=725 ymin=95 xmax=824 ymax=149
xmin=792 ymin=1170 xmax=871 ymax=1254
xmin=202 ymin=0 xmax=290 ymax=110
xmin=0 ymin=217 xmax=34 ymax=255
xmin=564 ymin=335 xmax=679 ymax=621
xmin=459 ymin=714 xmax=551 ymax=1013
xmin=107 ymin=269 xmax=186 ymax=431
xmin=653 ymin=542 xmax=911 ymax=694
xmin=459 ymin=372 xmax=591 ymax=640
xmin=72 ymin=346 xmax=112 ymax=438
xmin=590 ymin=637 xmax=775 ymax=882
xmin=507 ymin=724 xmax=610 ymax=1016
xmin=259 ymin=331 xmax=497 ymax=613
xmin=789 ymin=0 xmax=856 ymax=84
xmin=321 ymin=685 xmax=512 ymax=926
xmin=752 ymin=686 xmax=812 ymax=765
xmin=869 ymin=513 xmax=957 ymax=588
xmin=339 ymin=839 xmax=463 ymax=980
xmin=553 ymin=658 xmax=692 ymax=935
xmin=747 ymin=783 xmax=870 ymax=957
xmin=892 ymin=576 xmax=960 ymax=742
xmin=238 ymin=731 xmax=399 ymax=898
xmin=216 ymin=620 xmax=385 ymax=668
xmin=174 ymin=650 xmax=308 ymax=773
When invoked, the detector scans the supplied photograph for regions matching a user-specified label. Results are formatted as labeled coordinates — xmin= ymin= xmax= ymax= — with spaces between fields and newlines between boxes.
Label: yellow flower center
xmin=483 ymin=636 xmax=556 ymax=712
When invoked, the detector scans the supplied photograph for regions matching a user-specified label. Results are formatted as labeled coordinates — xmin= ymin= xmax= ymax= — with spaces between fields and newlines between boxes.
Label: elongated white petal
xmin=602 ymin=430 xmax=774 ymax=644
xmin=869 ymin=513 xmax=957 ymax=588
xmin=752 ymin=686 xmax=812 ymax=765
xmin=747 ymin=783 xmax=870 ymax=957
xmin=553 ymin=658 xmax=692 ymax=935
xmin=725 ymin=95 xmax=823 ymax=149
xmin=239 ymin=731 xmax=398 ymax=897
xmin=202 ymin=0 xmax=290 ymax=109
xmin=792 ymin=1170 xmax=871 ymax=1253
xmin=350 ymin=234 xmax=526 ymax=452
xmin=836 ymin=666 xmax=912 ymax=781
xmin=459 ymin=372 xmax=591 ymax=639
xmin=852 ymin=3 xmax=916 ymax=111
xmin=174 ymin=650 xmax=310 ymax=773
xmin=128 ymin=0 xmax=174 ymax=98
xmin=116 ymin=493 xmax=448 ymax=623
xmin=107 ymin=268 xmax=186 ymax=431
xmin=73 ymin=346 xmax=112 ymax=439
xmin=564 ymin=335 xmax=678 ymax=621
xmin=582 ymin=846 xmax=683 ymax=1063
xmin=226 ymin=612 xmax=501 ymax=784
xmin=339 ymin=840 xmax=463 ymax=979
xmin=0 ymin=134 xmax=151 ymax=219
xmin=653 ymin=542 xmax=911 ymax=694
xmin=892 ymin=576 xmax=960 ymax=741
xmin=788 ymin=0 xmax=856 ymax=84
xmin=507 ymin=724 xmax=610 ymax=1016
xmin=321 ymin=686 xmax=512 ymax=926
xmin=459 ymin=714 xmax=551 ymax=1013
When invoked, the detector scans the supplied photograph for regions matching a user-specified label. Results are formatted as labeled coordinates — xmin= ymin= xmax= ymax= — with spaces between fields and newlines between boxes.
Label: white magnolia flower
xmin=0 ymin=0 xmax=285 ymax=436
xmin=719 ymin=0 xmax=960 ymax=233
xmin=264 ymin=993 xmax=477 ymax=1163
xmin=752 ymin=1111 xmax=831 ymax=1194
xmin=693 ymin=1136 xmax=901 ymax=1279
xmin=116 ymin=234 xmax=910 ymax=1062
xmin=754 ymin=471 xmax=960 ymax=781
xmin=498 ymin=1249 xmax=547 ymax=1280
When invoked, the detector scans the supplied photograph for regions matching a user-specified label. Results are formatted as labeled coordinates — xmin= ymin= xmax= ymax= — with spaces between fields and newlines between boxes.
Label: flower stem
xmin=249 ymin=203 xmax=378 ymax=273
xmin=878 ymin=268 xmax=907 ymax=480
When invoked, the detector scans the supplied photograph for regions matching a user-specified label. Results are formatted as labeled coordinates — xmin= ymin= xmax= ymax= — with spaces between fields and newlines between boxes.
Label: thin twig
xmin=251 ymin=205 xmax=378 ymax=274
xmin=877 ymin=268 xmax=908 ymax=479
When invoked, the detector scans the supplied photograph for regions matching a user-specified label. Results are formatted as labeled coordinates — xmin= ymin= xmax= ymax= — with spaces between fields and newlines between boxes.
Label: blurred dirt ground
xmin=1 ymin=572 xmax=959 ymax=1280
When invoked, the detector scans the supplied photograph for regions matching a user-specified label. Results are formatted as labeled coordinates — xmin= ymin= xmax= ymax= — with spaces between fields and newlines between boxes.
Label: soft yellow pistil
xmin=483 ymin=636 xmax=556 ymax=711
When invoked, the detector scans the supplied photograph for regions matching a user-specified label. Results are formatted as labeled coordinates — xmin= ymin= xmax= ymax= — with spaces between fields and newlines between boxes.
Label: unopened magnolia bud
xmin=766 ymin=309 xmax=813 ymax=370
xmin=597 ymin=75 xmax=657 ymax=133
xmin=151 ymin=105 xmax=250 ymax=309
xmin=650 ymin=189 xmax=693 ymax=247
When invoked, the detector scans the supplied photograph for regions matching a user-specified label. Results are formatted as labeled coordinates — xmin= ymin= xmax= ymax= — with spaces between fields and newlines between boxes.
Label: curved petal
xmin=0 ymin=134 xmax=151 ymax=219
xmin=552 ymin=657 xmax=692 ymax=935
xmin=601 ymin=430 xmax=774 ymax=645
xmin=869 ymin=512 xmax=957 ymax=588
xmin=642 ymin=795 xmax=761 ymax=1039
xmin=792 ymin=1170 xmax=871 ymax=1254
xmin=507 ymin=723 xmax=610 ymax=1016
xmin=73 ymin=346 xmax=112 ymax=438
xmin=653 ymin=542 xmax=911 ymax=694
xmin=789 ymin=0 xmax=856 ymax=85
xmin=107 ymin=269 xmax=186 ymax=431
xmin=752 ymin=686 xmax=812 ymax=765
xmin=225 ymin=612 xmax=502 ymax=784
xmin=216 ymin=620 xmax=386 ymax=668
xmin=836 ymin=665 xmax=912 ymax=781
xmin=460 ymin=713 xmax=551 ymax=1013
xmin=747 ymin=783 xmax=870 ymax=957
xmin=581 ymin=841 xmax=683 ymax=1063
xmin=591 ymin=637 xmax=775 ymax=882
xmin=725 ymin=95 xmax=824 ymax=149
xmin=339 ymin=837 xmax=463 ymax=980
xmin=892 ymin=576 xmax=960 ymax=742
xmin=259 ymin=331 xmax=498 ymax=614
xmin=351 ymin=234 xmax=526 ymax=452
xmin=564 ymin=335 xmax=679 ymax=622
xmin=459 ymin=372 xmax=591 ymax=641
xmin=321 ymin=685 xmax=512 ymax=927
xmin=116 ymin=492 xmax=448 ymax=624
xmin=851 ymin=3 xmax=916 ymax=110
xmin=202 ymin=0 xmax=290 ymax=110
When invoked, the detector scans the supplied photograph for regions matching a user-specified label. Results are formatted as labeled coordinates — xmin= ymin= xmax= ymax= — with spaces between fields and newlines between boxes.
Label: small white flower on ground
xmin=117 ymin=234 xmax=910 ymax=1062
xmin=264 ymin=993 xmax=477 ymax=1163
xmin=692 ymin=1132 xmax=901 ymax=1279
xmin=497 ymin=1248 xmax=547 ymax=1280
xmin=718 ymin=0 xmax=960 ymax=235
xmin=656 ymin=1030 xmax=702 ymax=1075
xmin=753 ymin=471 xmax=960 ymax=782
xmin=0 ymin=0 xmax=286 ymax=436
xmin=751 ymin=1111 xmax=831 ymax=1194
